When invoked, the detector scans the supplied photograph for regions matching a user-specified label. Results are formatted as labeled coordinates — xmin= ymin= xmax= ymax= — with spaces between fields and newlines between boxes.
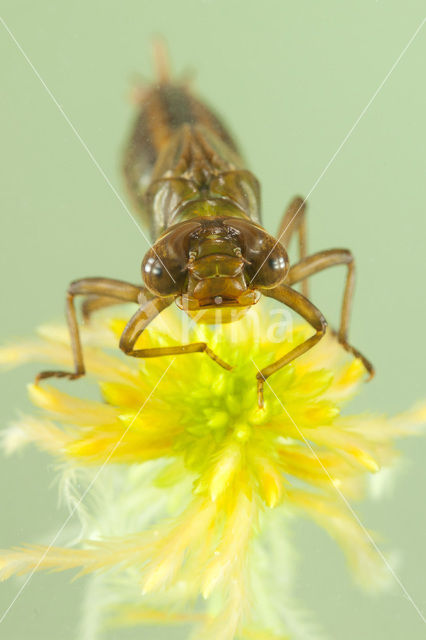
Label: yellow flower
xmin=0 ymin=307 xmax=424 ymax=639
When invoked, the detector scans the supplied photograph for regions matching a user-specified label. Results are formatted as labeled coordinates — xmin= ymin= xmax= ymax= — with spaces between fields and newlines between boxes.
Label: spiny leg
xmin=277 ymin=196 xmax=309 ymax=298
xmin=120 ymin=305 xmax=233 ymax=371
xmin=258 ymin=285 xmax=327 ymax=408
xmin=36 ymin=278 xmax=145 ymax=383
xmin=287 ymin=248 xmax=374 ymax=377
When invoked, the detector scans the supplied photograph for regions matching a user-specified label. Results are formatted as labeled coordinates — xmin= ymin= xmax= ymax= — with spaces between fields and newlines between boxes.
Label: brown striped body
xmin=122 ymin=82 xmax=262 ymax=240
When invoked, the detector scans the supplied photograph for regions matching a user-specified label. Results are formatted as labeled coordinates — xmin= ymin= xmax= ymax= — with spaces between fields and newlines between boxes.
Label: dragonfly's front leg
xmin=80 ymin=282 xmax=159 ymax=323
xmin=257 ymin=284 xmax=327 ymax=408
xmin=81 ymin=295 xmax=131 ymax=323
xmin=36 ymin=278 xmax=144 ymax=383
xmin=120 ymin=305 xmax=233 ymax=371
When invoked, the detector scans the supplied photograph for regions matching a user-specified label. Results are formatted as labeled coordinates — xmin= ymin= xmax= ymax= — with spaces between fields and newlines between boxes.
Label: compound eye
xmin=222 ymin=218 xmax=289 ymax=289
xmin=267 ymin=251 xmax=287 ymax=278
xmin=141 ymin=219 xmax=203 ymax=297
xmin=249 ymin=243 xmax=289 ymax=289
xmin=142 ymin=251 xmax=181 ymax=296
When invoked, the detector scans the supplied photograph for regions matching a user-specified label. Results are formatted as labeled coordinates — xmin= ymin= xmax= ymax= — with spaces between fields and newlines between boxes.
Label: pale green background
xmin=1 ymin=1 xmax=425 ymax=638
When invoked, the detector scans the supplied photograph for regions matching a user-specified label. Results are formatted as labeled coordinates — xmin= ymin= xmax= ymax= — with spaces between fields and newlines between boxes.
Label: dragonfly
xmin=37 ymin=45 xmax=374 ymax=407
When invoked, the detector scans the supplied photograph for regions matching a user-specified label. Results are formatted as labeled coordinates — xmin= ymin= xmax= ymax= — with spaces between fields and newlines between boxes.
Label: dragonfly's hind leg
xmin=36 ymin=278 xmax=144 ymax=383
xmin=120 ymin=305 xmax=233 ymax=371
xmin=287 ymin=248 xmax=374 ymax=378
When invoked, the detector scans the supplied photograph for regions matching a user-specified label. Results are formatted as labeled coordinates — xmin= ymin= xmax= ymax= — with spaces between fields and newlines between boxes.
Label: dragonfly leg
xmin=287 ymin=249 xmax=374 ymax=378
xmin=277 ymin=196 xmax=308 ymax=297
xmin=81 ymin=283 xmax=152 ymax=322
xmin=120 ymin=305 xmax=233 ymax=371
xmin=36 ymin=278 xmax=144 ymax=383
xmin=82 ymin=295 xmax=131 ymax=323
xmin=258 ymin=285 xmax=327 ymax=408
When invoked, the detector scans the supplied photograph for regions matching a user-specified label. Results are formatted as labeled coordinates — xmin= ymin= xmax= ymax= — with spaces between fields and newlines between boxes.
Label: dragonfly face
xmin=177 ymin=234 xmax=260 ymax=324
xmin=142 ymin=217 xmax=289 ymax=324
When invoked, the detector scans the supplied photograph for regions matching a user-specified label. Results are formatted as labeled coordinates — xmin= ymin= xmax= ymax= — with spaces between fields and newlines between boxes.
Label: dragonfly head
xmin=176 ymin=239 xmax=261 ymax=323
xmin=142 ymin=218 xmax=289 ymax=324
